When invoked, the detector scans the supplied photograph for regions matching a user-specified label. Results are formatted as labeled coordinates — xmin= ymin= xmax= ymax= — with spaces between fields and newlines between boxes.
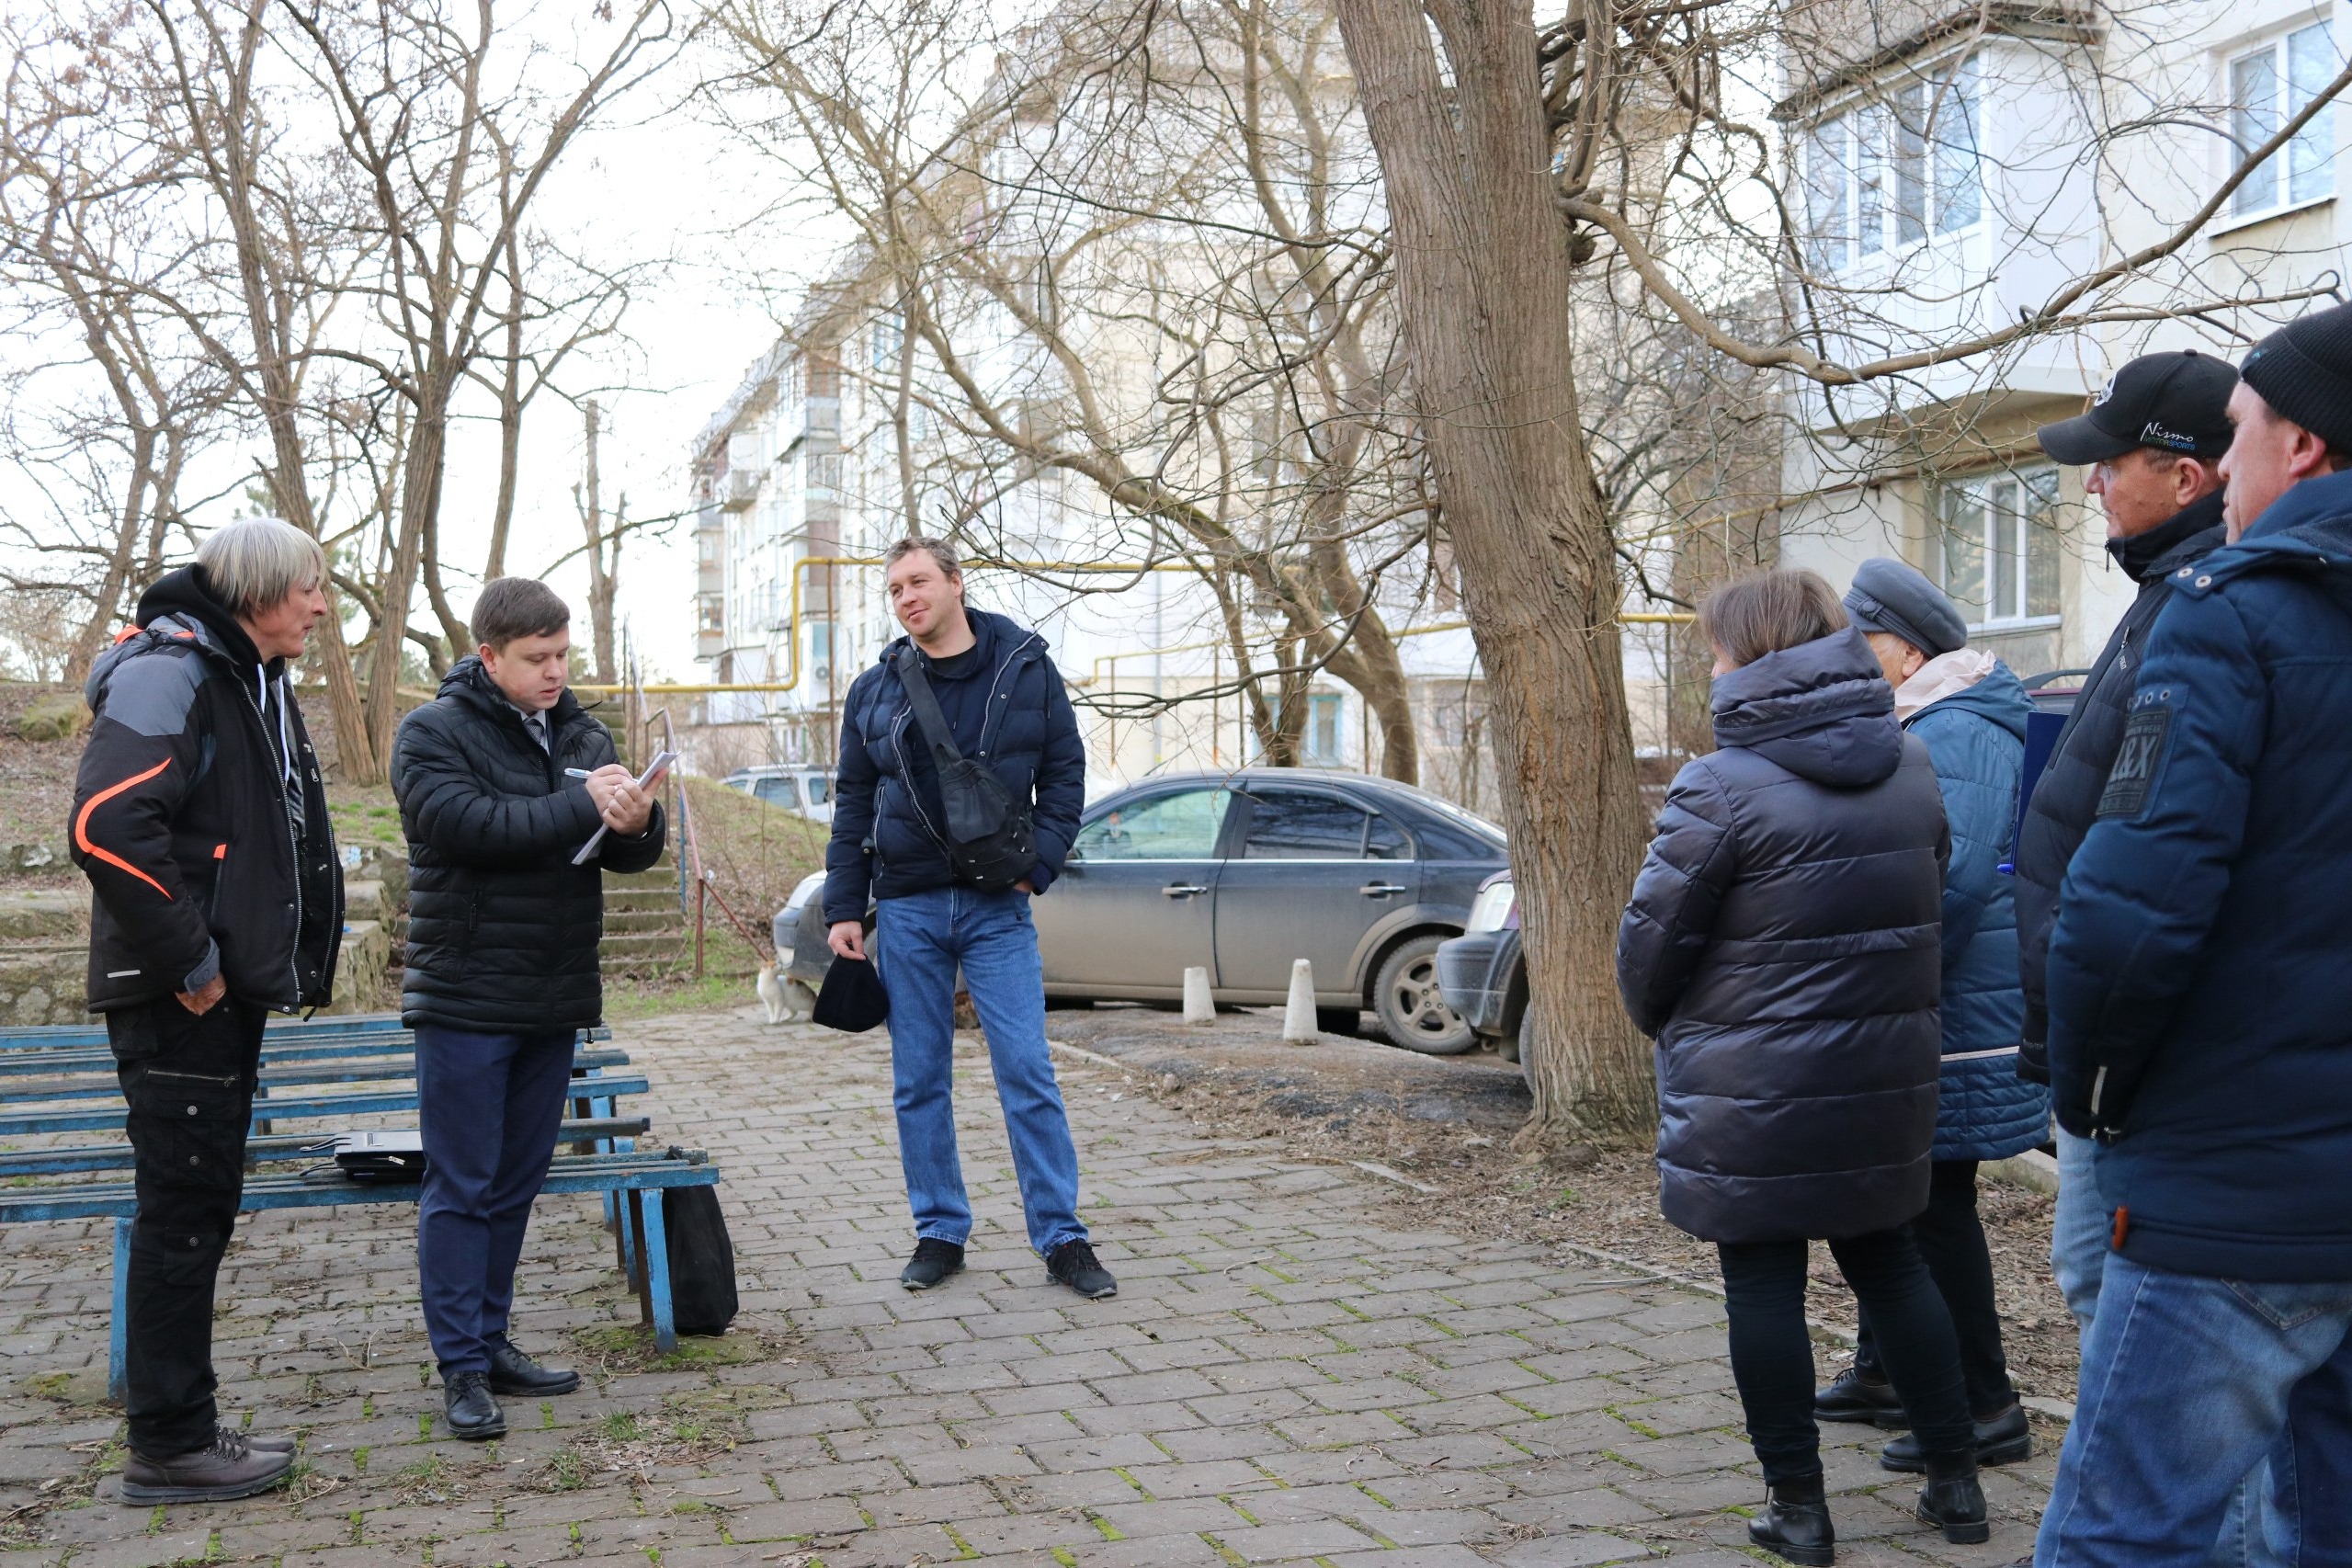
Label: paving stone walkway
xmin=0 ymin=1008 xmax=2052 ymax=1566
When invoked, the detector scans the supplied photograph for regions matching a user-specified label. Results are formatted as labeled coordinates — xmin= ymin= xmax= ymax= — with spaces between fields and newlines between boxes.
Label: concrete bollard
xmin=1281 ymin=958 xmax=1318 ymax=1041
xmin=1181 ymin=966 xmax=1214 ymax=1024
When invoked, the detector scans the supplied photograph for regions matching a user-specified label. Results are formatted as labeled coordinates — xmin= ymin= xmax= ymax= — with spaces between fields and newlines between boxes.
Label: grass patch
xmin=569 ymin=1322 xmax=798 ymax=1375
xmin=540 ymin=1447 xmax=591 ymax=1493
xmin=601 ymin=969 xmax=754 ymax=1022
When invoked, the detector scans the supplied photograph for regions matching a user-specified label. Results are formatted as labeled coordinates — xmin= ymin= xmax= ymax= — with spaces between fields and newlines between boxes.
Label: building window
xmin=1804 ymin=53 xmax=1982 ymax=272
xmin=1937 ymin=467 xmax=2062 ymax=627
xmin=1303 ymin=693 xmax=1344 ymax=765
xmin=2231 ymin=22 xmax=2336 ymax=219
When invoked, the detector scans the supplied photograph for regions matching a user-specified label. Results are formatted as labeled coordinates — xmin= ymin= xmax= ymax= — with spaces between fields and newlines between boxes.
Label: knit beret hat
xmin=2241 ymin=301 xmax=2352 ymax=454
xmin=1843 ymin=557 xmax=1969 ymax=659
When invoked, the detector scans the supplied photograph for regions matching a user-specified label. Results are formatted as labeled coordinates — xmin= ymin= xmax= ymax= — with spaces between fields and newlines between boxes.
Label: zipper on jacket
xmin=232 ymin=665 xmax=302 ymax=1006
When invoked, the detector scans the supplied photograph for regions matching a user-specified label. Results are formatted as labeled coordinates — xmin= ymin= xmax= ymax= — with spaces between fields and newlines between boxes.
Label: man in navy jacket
xmin=2034 ymin=304 xmax=2352 ymax=1564
xmin=822 ymin=539 xmax=1110 ymax=1299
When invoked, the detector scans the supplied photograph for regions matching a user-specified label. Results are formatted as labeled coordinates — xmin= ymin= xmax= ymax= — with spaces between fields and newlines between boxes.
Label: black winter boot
xmin=1747 ymin=1471 xmax=1835 ymax=1566
xmin=1915 ymin=1449 xmax=1990 ymax=1544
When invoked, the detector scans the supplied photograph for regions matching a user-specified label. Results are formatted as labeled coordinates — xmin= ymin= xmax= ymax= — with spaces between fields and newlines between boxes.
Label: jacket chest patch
xmin=2096 ymin=695 xmax=2176 ymax=820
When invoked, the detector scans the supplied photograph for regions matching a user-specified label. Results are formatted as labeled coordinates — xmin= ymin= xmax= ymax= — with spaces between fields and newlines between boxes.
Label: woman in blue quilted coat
xmin=1616 ymin=569 xmax=1985 ymax=1563
xmin=1817 ymin=558 xmax=2047 ymax=1477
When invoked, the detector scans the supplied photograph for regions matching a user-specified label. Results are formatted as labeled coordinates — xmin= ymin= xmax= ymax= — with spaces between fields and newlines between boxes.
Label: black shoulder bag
xmin=896 ymin=645 xmax=1039 ymax=891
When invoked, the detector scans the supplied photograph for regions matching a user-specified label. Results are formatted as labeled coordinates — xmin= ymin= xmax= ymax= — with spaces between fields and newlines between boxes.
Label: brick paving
xmin=0 ymin=1007 xmax=2052 ymax=1565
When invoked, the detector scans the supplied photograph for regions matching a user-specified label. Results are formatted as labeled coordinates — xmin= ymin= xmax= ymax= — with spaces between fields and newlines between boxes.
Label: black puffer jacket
xmin=2013 ymin=492 xmax=2223 ymax=1072
xmin=72 ymin=567 xmax=342 ymax=1014
xmin=1617 ymin=627 xmax=1949 ymax=1244
xmin=392 ymin=658 xmax=665 ymax=1032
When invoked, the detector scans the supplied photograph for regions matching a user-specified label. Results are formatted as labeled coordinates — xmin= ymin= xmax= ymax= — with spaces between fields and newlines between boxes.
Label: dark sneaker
xmin=1881 ymin=1403 xmax=2030 ymax=1472
xmin=488 ymin=1343 xmax=581 ymax=1397
xmin=442 ymin=1370 xmax=506 ymax=1441
xmin=120 ymin=1427 xmax=293 ymax=1504
xmin=1814 ymin=1365 xmax=1905 ymax=1428
xmin=221 ymin=1423 xmax=295 ymax=1456
xmin=900 ymin=1237 xmax=965 ymax=1291
xmin=1046 ymin=1239 xmax=1117 ymax=1299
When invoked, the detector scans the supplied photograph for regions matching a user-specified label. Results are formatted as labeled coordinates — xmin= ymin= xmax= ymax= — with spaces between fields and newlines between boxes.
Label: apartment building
xmin=1774 ymin=0 xmax=2343 ymax=675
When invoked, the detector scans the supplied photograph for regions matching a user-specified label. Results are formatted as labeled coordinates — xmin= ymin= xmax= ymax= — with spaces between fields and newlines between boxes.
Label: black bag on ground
xmin=895 ymin=645 xmax=1039 ymax=891
xmin=661 ymin=1180 xmax=738 ymax=1335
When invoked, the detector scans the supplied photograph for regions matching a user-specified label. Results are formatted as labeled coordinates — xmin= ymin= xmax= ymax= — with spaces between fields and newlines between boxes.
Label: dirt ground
xmin=1047 ymin=1003 xmax=2082 ymax=1409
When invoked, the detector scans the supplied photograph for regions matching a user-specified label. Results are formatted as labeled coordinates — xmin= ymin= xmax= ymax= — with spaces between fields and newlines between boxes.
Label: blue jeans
xmin=2036 ymin=1253 xmax=2352 ymax=1567
xmin=2052 ymin=1127 xmax=2108 ymax=1335
xmin=415 ymin=1026 xmax=576 ymax=1378
xmin=873 ymin=885 xmax=1085 ymax=1258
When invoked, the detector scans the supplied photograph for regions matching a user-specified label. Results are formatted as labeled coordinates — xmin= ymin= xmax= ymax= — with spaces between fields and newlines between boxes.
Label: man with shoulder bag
xmin=71 ymin=518 xmax=343 ymax=1503
xmin=392 ymin=578 xmax=665 ymax=1439
xmin=822 ymin=538 xmax=1109 ymax=1299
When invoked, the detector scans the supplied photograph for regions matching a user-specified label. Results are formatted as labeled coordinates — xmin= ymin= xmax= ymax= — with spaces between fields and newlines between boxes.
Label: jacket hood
xmin=87 ymin=565 xmax=269 ymax=710
xmin=438 ymin=653 xmax=586 ymax=728
xmin=2108 ymin=490 xmax=2227 ymax=583
xmin=1906 ymin=655 xmax=2031 ymax=740
xmin=1710 ymin=626 xmax=1905 ymax=787
xmin=875 ymin=607 xmax=1039 ymax=676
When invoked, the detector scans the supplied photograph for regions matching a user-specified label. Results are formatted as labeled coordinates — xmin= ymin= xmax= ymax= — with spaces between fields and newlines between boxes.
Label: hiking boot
xmin=1047 ymin=1239 xmax=1118 ymax=1299
xmin=120 ymin=1427 xmax=293 ymax=1505
xmin=488 ymin=1343 xmax=581 ymax=1397
xmin=442 ymin=1370 xmax=506 ymax=1441
xmin=899 ymin=1237 xmax=966 ymax=1291
xmin=1746 ymin=1472 xmax=1835 ymax=1566
xmin=1915 ymin=1449 xmax=1991 ymax=1545
xmin=1814 ymin=1364 xmax=1906 ymax=1428
xmin=1881 ymin=1403 xmax=2029 ymax=1472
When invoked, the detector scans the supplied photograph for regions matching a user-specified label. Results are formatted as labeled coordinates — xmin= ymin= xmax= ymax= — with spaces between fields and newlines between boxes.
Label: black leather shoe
xmin=1746 ymin=1473 xmax=1835 ymax=1565
xmin=488 ymin=1343 xmax=581 ymax=1397
xmin=120 ymin=1427 xmax=293 ymax=1504
xmin=1916 ymin=1449 xmax=1990 ymax=1545
xmin=442 ymin=1371 xmax=506 ymax=1441
xmin=1046 ymin=1239 xmax=1117 ymax=1299
xmin=1814 ymin=1364 xmax=1906 ymax=1428
xmin=1881 ymin=1402 xmax=2029 ymax=1472
xmin=900 ymin=1236 xmax=965 ymax=1290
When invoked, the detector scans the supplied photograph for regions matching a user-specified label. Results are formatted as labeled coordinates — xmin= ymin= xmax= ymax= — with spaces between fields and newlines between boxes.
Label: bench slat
xmin=0 ymin=1117 xmax=653 ymax=1178
xmin=0 ymin=1151 xmax=717 ymax=1221
xmin=0 ymin=1074 xmax=651 ymax=1137
xmin=0 ymin=1047 xmax=633 ymax=1099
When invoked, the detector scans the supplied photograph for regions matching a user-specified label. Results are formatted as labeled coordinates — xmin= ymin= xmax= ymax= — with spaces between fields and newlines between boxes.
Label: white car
xmin=723 ymin=766 xmax=835 ymax=824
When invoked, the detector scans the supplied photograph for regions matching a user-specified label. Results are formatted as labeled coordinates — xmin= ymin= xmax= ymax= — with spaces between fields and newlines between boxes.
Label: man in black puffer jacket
xmin=392 ymin=578 xmax=664 ymax=1442
xmin=821 ymin=539 xmax=1107 ymax=1300
xmin=2016 ymin=349 xmax=2234 ymax=1338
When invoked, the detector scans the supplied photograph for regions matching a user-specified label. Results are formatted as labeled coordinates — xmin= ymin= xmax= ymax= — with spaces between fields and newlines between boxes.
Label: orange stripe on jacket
xmin=74 ymin=759 xmax=175 ymax=900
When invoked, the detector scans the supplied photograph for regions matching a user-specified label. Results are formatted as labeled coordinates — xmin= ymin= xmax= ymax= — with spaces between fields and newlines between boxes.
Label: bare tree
xmin=713 ymin=0 xmax=1442 ymax=779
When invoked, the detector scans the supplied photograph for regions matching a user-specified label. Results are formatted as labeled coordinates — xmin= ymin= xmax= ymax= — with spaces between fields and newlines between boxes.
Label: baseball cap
xmin=2036 ymin=350 xmax=2239 ymax=464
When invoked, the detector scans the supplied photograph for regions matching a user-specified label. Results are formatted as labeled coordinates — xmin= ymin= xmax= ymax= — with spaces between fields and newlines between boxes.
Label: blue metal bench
xmin=0 ymin=1015 xmax=722 ymax=1391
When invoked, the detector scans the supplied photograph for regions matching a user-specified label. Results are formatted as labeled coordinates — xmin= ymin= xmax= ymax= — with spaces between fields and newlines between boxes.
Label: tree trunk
xmin=1333 ymin=0 xmax=1653 ymax=1136
xmin=365 ymin=377 xmax=451 ymax=766
xmin=577 ymin=399 xmax=618 ymax=684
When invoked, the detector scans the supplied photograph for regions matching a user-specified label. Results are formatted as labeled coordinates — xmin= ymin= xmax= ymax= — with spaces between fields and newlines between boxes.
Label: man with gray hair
xmin=72 ymin=517 xmax=345 ymax=1503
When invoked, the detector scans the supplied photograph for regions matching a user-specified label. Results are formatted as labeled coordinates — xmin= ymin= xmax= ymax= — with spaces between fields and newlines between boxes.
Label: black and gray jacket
xmin=2013 ymin=492 xmax=2224 ymax=1074
xmin=392 ymin=657 xmax=666 ymax=1033
xmin=71 ymin=566 xmax=343 ymax=1014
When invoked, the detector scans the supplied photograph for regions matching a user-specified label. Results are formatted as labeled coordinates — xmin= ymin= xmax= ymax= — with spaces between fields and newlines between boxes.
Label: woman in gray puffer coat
xmin=1615 ymin=570 xmax=1983 ymax=1565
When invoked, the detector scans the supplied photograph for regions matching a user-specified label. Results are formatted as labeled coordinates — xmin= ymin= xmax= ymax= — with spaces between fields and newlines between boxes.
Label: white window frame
xmin=1803 ymin=51 xmax=1984 ymax=274
xmin=1936 ymin=465 xmax=2064 ymax=631
xmin=2216 ymin=19 xmax=2338 ymax=233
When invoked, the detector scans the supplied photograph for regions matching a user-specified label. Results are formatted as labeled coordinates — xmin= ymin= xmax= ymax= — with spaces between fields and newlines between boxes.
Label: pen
xmin=563 ymin=767 xmax=593 ymax=778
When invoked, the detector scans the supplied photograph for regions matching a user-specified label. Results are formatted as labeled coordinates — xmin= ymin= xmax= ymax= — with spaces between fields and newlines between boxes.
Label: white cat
xmin=756 ymin=962 xmax=790 ymax=1025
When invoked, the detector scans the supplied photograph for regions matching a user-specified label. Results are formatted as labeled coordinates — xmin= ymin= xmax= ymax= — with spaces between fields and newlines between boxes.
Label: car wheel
xmin=1372 ymin=935 xmax=1477 ymax=1055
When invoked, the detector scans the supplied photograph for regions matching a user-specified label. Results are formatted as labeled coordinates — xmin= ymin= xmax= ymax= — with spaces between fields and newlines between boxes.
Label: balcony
xmin=720 ymin=467 xmax=764 ymax=512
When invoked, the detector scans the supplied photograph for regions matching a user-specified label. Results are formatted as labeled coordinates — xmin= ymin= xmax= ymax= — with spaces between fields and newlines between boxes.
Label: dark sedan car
xmin=1435 ymin=871 xmax=1526 ymax=1061
xmin=776 ymin=768 xmax=1508 ymax=1052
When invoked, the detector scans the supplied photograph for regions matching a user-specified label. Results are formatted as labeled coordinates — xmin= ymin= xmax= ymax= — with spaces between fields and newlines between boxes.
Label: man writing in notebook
xmin=392 ymin=578 xmax=665 ymax=1439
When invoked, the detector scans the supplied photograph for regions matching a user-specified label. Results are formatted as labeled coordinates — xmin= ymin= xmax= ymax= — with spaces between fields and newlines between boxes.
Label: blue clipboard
xmin=1997 ymin=710 xmax=2067 ymax=874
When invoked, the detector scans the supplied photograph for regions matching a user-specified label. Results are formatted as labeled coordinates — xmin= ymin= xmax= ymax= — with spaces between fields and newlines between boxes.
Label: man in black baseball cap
xmin=2017 ymin=349 xmax=2233 ymax=1363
